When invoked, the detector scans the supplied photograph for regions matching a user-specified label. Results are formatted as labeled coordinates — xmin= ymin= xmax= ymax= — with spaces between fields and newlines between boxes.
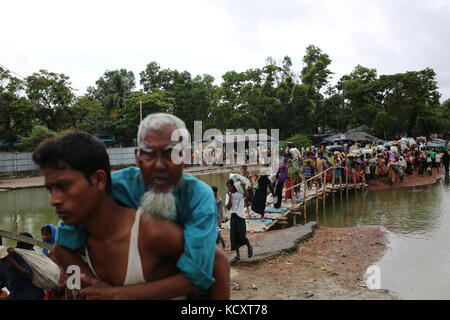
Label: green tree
xmin=113 ymin=91 xmax=175 ymax=145
xmin=25 ymin=69 xmax=75 ymax=131
xmin=0 ymin=67 xmax=34 ymax=142
xmin=67 ymin=97 xmax=104 ymax=130
xmin=300 ymin=45 xmax=333 ymax=133
xmin=337 ymin=65 xmax=379 ymax=129
xmin=87 ymin=69 xmax=136 ymax=115
xmin=140 ymin=62 xmax=218 ymax=133
xmin=281 ymin=134 xmax=312 ymax=149
xmin=19 ymin=125 xmax=55 ymax=151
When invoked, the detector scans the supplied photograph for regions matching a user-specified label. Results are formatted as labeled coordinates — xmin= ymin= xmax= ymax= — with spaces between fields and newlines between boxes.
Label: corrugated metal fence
xmin=0 ymin=147 xmax=136 ymax=173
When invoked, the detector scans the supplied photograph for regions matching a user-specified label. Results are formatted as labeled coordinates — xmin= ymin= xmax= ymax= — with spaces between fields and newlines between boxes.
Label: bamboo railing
xmin=0 ymin=229 xmax=52 ymax=250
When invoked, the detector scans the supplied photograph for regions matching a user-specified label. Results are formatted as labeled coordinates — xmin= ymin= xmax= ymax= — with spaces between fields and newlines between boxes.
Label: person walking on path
xmin=226 ymin=179 xmax=253 ymax=264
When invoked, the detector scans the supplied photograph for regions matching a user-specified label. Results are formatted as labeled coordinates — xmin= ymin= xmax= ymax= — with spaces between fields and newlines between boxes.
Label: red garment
xmin=285 ymin=177 xmax=293 ymax=200
xmin=44 ymin=288 xmax=65 ymax=300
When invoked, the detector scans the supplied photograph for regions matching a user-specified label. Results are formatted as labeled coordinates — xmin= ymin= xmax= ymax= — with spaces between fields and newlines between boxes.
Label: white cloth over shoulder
xmin=229 ymin=173 xmax=251 ymax=195
xmin=226 ymin=192 xmax=246 ymax=219
xmin=14 ymin=248 xmax=60 ymax=290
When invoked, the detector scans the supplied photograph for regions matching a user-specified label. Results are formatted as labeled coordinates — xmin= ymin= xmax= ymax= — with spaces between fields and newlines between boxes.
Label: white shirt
xmin=226 ymin=192 xmax=246 ymax=219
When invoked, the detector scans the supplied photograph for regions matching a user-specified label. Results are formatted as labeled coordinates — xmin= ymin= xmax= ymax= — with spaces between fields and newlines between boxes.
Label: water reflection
xmin=303 ymin=185 xmax=443 ymax=238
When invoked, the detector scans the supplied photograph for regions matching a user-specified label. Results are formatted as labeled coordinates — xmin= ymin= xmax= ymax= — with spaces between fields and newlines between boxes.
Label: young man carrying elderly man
xmin=33 ymin=113 xmax=229 ymax=300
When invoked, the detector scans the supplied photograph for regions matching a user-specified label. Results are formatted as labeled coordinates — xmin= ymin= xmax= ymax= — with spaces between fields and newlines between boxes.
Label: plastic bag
xmin=14 ymin=248 xmax=60 ymax=290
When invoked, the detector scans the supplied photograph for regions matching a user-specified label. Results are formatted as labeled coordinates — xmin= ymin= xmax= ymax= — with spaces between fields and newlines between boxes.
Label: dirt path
xmin=221 ymin=226 xmax=397 ymax=300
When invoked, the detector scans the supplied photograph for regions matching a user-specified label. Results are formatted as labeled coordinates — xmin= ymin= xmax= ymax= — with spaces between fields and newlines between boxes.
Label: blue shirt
xmin=0 ymin=253 xmax=44 ymax=300
xmin=56 ymin=167 xmax=218 ymax=291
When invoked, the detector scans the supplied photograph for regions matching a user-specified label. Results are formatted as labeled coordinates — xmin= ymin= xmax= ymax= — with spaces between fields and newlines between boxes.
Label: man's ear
xmin=91 ymin=170 xmax=108 ymax=191
xmin=135 ymin=148 xmax=141 ymax=166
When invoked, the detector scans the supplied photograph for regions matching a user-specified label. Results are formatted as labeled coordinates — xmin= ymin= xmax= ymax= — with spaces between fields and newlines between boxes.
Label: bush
xmin=19 ymin=125 xmax=56 ymax=152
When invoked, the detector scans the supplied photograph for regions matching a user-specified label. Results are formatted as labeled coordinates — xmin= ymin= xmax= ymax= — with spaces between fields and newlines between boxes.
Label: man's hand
xmin=79 ymin=274 xmax=118 ymax=300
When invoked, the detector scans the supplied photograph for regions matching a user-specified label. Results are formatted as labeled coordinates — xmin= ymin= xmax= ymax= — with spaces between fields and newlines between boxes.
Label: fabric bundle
xmin=14 ymin=248 xmax=60 ymax=290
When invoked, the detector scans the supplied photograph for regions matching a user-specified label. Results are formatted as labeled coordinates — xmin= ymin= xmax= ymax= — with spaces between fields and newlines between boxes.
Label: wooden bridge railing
xmin=281 ymin=164 xmax=367 ymax=224
xmin=285 ymin=164 xmax=366 ymax=193
xmin=0 ymin=229 xmax=52 ymax=250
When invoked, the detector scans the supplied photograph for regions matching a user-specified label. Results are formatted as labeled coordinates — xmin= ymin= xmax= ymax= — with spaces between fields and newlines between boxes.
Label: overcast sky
xmin=1 ymin=0 xmax=449 ymax=101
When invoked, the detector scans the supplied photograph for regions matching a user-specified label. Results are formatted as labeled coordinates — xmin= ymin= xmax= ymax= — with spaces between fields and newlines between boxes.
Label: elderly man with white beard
xmin=52 ymin=113 xmax=229 ymax=299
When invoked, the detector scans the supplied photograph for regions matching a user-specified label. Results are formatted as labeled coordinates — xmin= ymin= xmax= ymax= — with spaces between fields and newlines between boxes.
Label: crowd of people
xmin=211 ymin=139 xmax=450 ymax=262
xmin=278 ymin=139 xmax=450 ymax=196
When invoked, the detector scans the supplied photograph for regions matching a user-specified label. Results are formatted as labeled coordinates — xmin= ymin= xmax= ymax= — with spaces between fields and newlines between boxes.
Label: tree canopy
xmin=1 ymin=45 xmax=449 ymax=150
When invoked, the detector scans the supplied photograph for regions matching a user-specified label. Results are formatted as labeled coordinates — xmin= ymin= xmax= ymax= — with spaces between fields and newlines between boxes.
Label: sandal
xmin=248 ymin=245 xmax=254 ymax=258
xmin=230 ymin=256 xmax=240 ymax=264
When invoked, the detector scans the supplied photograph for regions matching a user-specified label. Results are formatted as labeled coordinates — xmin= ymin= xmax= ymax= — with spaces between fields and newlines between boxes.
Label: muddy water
xmin=302 ymin=176 xmax=450 ymax=299
xmin=0 ymin=188 xmax=57 ymax=248
xmin=1 ymin=172 xmax=450 ymax=299
xmin=202 ymin=173 xmax=450 ymax=299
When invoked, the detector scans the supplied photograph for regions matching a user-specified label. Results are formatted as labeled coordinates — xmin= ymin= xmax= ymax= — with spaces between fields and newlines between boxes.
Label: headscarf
xmin=42 ymin=224 xmax=57 ymax=256
xmin=276 ymin=164 xmax=288 ymax=184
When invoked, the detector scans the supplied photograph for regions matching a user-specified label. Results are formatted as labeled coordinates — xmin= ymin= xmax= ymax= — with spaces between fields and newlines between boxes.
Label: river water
xmin=1 ymin=173 xmax=449 ymax=299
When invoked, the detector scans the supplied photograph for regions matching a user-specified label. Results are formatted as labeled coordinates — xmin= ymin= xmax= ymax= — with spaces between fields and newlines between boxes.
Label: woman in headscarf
xmin=273 ymin=164 xmax=288 ymax=208
xmin=41 ymin=224 xmax=57 ymax=257
xmin=251 ymin=168 xmax=274 ymax=218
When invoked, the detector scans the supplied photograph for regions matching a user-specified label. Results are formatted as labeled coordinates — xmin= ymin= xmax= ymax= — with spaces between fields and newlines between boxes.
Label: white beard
xmin=140 ymin=189 xmax=177 ymax=221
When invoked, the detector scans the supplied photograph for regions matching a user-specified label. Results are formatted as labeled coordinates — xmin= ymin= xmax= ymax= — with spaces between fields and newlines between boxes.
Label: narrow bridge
xmin=245 ymin=165 xmax=367 ymax=232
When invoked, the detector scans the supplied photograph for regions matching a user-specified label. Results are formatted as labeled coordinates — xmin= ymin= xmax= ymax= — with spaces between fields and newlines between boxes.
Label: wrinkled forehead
xmin=140 ymin=126 xmax=180 ymax=150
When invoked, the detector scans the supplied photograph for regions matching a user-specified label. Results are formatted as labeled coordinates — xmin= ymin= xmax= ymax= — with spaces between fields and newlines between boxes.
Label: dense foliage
xmin=1 ymin=45 xmax=449 ymax=149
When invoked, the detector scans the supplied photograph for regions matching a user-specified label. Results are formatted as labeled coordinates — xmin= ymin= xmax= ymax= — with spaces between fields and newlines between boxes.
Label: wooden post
xmin=323 ymin=171 xmax=326 ymax=210
xmin=304 ymin=177 xmax=307 ymax=223
xmin=332 ymin=166 xmax=335 ymax=189
xmin=345 ymin=164 xmax=349 ymax=197
xmin=315 ymin=182 xmax=319 ymax=217
xmin=304 ymin=196 xmax=307 ymax=223
xmin=333 ymin=190 xmax=336 ymax=209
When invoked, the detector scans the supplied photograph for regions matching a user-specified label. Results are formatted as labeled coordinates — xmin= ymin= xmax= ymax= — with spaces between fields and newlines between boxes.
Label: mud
xmin=222 ymin=226 xmax=398 ymax=300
